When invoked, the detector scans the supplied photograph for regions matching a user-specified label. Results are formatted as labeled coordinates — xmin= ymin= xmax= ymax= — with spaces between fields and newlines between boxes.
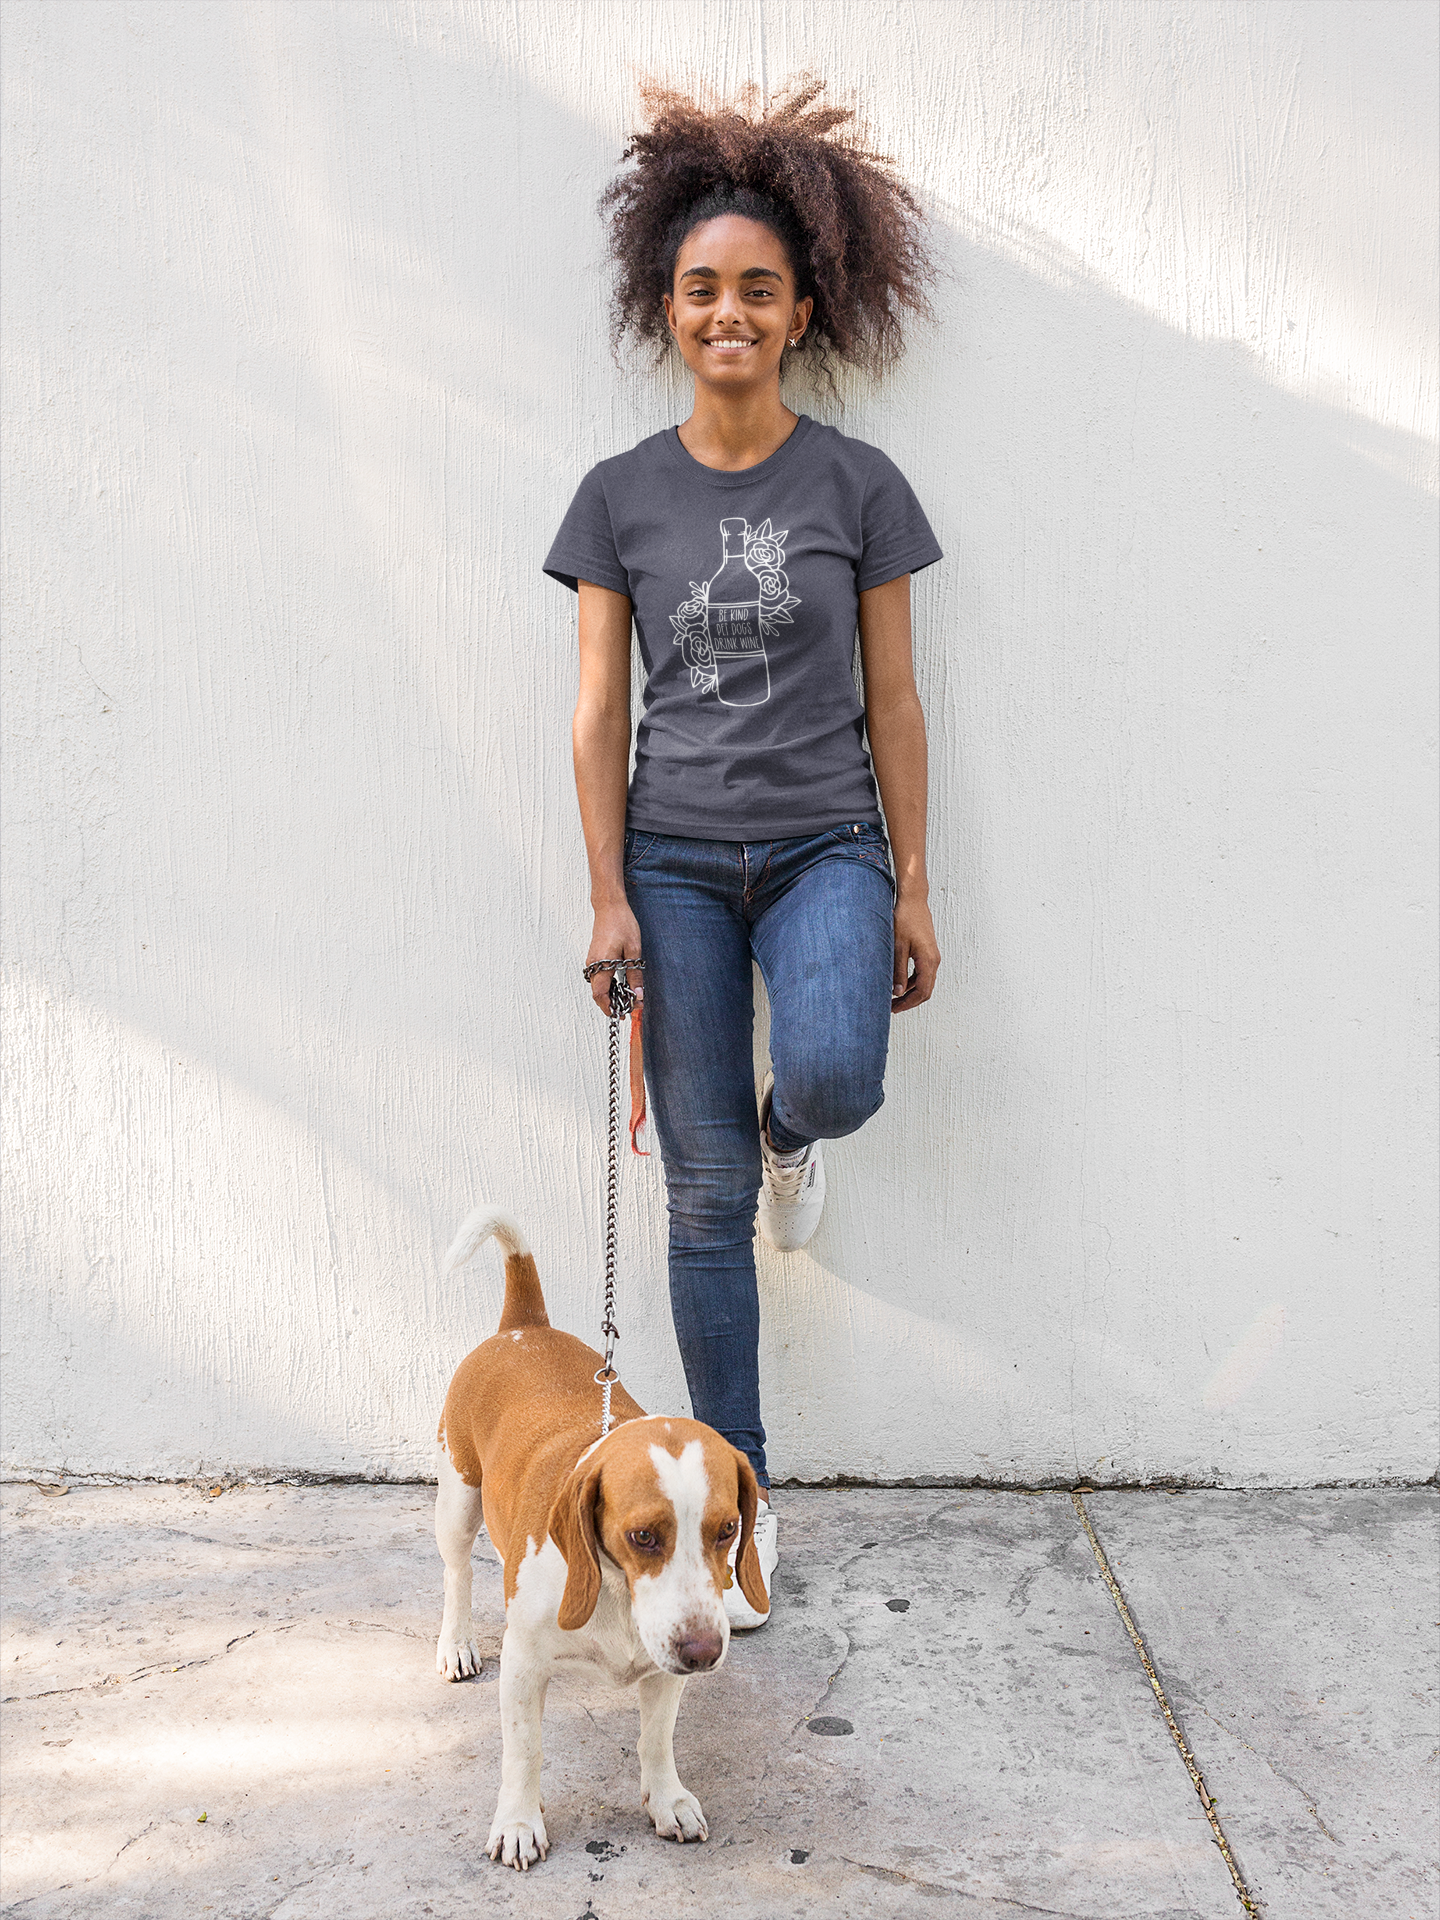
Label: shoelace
xmin=728 ymin=1508 xmax=777 ymax=1555
xmin=728 ymin=1507 xmax=777 ymax=1570
xmin=764 ymin=1140 xmax=811 ymax=1203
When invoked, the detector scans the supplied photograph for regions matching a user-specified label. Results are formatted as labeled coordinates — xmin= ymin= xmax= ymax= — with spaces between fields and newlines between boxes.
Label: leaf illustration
xmin=771 ymin=529 xmax=789 ymax=548
xmin=753 ymin=518 xmax=772 ymax=541
xmin=768 ymin=608 xmax=794 ymax=625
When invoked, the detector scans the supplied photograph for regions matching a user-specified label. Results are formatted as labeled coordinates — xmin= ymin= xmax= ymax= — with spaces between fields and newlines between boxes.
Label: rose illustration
xmin=756 ymin=569 xmax=786 ymax=599
xmin=671 ymin=581 xmax=717 ymax=689
xmin=746 ymin=538 xmax=782 ymax=571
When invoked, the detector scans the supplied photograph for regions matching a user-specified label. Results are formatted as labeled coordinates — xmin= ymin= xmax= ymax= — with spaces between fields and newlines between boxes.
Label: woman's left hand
xmin=891 ymin=894 xmax=940 ymax=1012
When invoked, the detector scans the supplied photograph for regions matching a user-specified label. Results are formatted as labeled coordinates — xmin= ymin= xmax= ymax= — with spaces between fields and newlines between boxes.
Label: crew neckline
xmin=663 ymin=413 xmax=815 ymax=489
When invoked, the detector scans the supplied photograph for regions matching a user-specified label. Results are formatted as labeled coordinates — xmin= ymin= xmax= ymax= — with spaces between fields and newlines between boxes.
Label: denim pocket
xmin=824 ymin=821 xmax=895 ymax=893
xmin=623 ymin=829 xmax=660 ymax=873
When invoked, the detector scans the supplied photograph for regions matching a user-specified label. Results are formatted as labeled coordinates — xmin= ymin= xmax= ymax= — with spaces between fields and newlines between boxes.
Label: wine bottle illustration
xmin=705 ymin=517 xmax=771 ymax=706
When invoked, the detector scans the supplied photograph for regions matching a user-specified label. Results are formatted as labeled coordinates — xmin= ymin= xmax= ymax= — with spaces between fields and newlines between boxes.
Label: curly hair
xmin=600 ymin=76 xmax=935 ymax=382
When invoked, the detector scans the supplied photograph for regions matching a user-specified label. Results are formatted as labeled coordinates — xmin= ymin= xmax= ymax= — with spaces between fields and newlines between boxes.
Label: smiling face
xmin=663 ymin=215 xmax=813 ymax=395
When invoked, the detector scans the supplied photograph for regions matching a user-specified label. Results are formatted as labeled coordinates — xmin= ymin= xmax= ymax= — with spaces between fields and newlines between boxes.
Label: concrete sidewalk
xmin=1 ymin=1483 xmax=1434 ymax=1918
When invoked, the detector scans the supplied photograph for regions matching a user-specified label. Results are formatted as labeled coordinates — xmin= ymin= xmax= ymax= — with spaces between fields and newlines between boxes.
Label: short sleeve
xmin=856 ymin=450 xmax=943 ymax=592
xmin=542 ymin=465 xmax=630 ymax=596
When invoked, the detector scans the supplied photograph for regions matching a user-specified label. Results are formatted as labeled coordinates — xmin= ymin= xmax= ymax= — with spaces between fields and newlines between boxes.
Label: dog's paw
xmin=436 ymin=1633 xmax=480 ymax=1681
xmin=486 ymin=1809 xmax=549 ymax=1871
xmin=644 ymin=1785 xmax=708 ymax=1843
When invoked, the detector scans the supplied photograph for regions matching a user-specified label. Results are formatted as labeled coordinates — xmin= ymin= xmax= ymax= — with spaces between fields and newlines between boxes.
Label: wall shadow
xmin=4 ymin=1 xmax=1434 ymax=1482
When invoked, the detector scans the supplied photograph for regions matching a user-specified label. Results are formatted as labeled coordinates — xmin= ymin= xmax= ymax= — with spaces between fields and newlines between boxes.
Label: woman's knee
xmin=777 ymin=1067 xmax=885 ymax=1143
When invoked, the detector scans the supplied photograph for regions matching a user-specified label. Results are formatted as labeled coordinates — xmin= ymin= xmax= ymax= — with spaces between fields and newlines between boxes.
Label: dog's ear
xmin=731 ymin=1448 xmax=769 ymax=1614
xmin=548 ymin=1460 xmax=603 ymax=1630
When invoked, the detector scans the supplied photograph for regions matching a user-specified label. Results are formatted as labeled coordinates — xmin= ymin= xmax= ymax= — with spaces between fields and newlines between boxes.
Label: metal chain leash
xmin=580 ymin=955 xmax=644 ymax=1435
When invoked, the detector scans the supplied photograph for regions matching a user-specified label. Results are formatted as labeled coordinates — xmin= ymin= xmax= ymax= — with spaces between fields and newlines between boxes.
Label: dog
xmin=434 ymin=1204 xmax=768 ymax=1870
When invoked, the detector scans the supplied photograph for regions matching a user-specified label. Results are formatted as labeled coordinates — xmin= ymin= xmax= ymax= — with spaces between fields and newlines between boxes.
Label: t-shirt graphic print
xmin=543 ymin=415 xmax=942 ymax=842
xmin=671 ymin=517 xmax=801 ymax=706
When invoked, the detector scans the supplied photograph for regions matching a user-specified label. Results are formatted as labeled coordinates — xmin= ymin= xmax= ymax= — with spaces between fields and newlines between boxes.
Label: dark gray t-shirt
xmin=543 ymin=415 xmax=941 ymax=841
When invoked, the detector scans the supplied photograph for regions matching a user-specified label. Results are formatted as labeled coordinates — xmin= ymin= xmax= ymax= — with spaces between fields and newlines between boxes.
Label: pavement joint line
xmin=1070 ymin=1490 xmax=1263 ymax=1917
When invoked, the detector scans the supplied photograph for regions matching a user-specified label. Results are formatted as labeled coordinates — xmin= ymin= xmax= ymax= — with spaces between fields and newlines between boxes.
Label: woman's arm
xmin=858 ymin=573 xmax=941 ymax=1012
xmin=574 ymin=580 xmax=644 ymax=1012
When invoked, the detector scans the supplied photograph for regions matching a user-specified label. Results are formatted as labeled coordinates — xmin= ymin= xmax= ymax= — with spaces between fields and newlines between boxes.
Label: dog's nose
xmin=675 ymin=1628 xmax=724 ymax=1672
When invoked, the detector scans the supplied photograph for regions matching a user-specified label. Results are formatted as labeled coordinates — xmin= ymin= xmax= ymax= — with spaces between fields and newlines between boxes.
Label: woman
xmin=543 ymin=79 xmax=942 ymax=1628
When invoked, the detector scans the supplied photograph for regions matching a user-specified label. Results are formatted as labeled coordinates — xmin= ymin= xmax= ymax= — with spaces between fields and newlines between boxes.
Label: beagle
xmin=434 ymin=1204 xmax=768 ymax=1870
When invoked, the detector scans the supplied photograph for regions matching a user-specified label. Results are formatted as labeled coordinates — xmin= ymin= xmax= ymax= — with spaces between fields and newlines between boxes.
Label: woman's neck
xmin=677 ymin=386 xmax=801 ymax=472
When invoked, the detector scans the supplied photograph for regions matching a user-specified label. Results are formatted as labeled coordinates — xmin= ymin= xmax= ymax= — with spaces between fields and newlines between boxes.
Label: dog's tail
xmin=443 ymin=1205 xmax=550 ymax=1333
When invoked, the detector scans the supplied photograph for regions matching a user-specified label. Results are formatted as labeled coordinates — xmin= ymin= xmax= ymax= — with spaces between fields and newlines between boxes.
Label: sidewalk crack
xmin=2 ymin=1622 xmax=301 ymax=1702
xmin=1189 ymin=1699 xmax=1344 ymax=1846
xmin=325 ymin=1618 xmax=429 ymax=1642
xmin=797 ymin=1626 xmax=853 ymax=1729
xmin=841 ymin=1859 xmax=1073 ymax=1912
xmin=844 ymin=1856 xmax=958 ymax=1896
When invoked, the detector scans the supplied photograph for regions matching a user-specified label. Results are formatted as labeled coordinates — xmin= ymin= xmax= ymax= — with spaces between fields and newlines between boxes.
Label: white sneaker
xmin=725 ymin=1503 xmax=778 ymax=1629
xmin=757 ymin=1073 xmax=826 ymax=1252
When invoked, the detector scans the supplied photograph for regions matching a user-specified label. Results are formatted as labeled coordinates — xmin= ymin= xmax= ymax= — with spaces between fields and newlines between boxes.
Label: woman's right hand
xmin=585 ymin=901 xmax=645 ymax=1014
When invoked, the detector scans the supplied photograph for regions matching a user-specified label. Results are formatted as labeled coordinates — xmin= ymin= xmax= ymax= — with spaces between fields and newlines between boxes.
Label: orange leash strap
xmin=628 ymin=999 xmax=649 ymax=1155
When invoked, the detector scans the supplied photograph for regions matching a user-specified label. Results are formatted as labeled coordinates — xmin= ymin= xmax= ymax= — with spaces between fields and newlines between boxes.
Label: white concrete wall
xmin=4 ymin=0 xmax=1435 ymax=1486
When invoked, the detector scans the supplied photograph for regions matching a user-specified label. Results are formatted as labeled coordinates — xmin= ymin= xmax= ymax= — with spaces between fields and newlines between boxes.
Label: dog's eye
xmin=717 ymin=1518 xmax=738 ymax=1542
xmin=627 ymin=1529 xmax=660 ymax=1553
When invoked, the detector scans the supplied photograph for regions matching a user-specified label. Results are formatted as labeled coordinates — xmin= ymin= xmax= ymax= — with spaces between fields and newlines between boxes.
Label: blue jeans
xmin=624 ymin=822 xmax=896 ymax=1488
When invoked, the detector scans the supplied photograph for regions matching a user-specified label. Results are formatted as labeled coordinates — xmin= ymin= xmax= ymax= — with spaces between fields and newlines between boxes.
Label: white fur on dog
xmin=434 ymin=1208 xmax=724 ymax=1869
xmin=444 ymin=1204 xmax=529 ymax=1272
xmin=479 ymin=1523 xmax=712 ymax=1865
xmin=631 ymin=1440 xmax=729 ymax=1674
